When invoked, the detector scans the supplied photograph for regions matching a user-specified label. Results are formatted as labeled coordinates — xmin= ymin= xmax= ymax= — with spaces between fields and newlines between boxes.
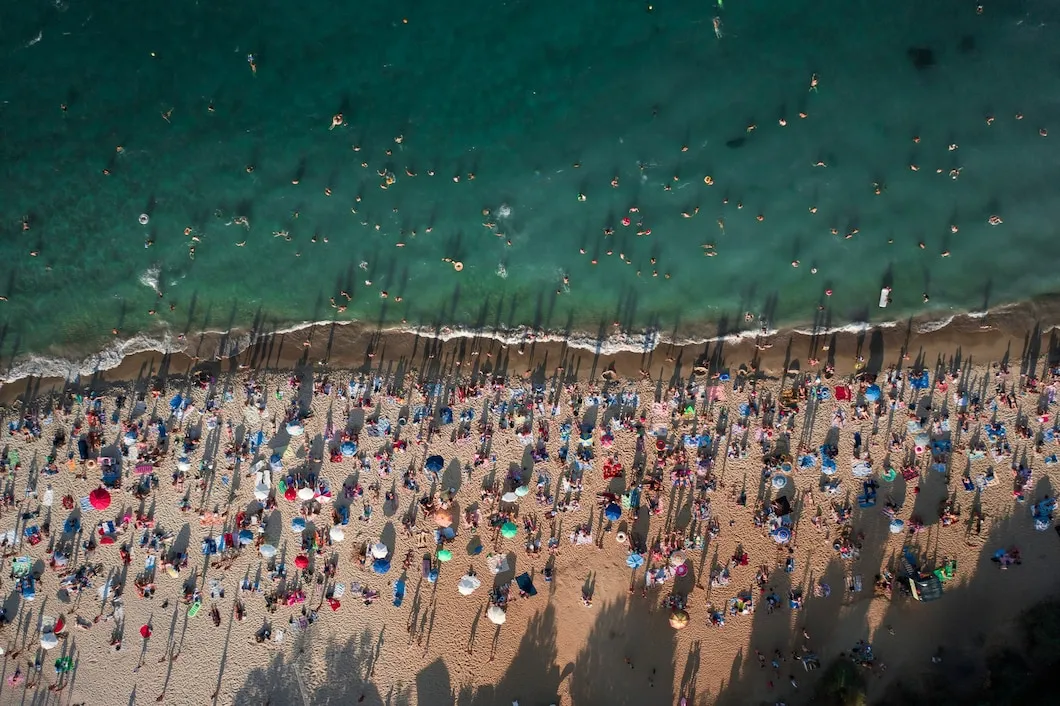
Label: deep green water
xmin=2 ymin=0 xmax=1059 ymax=365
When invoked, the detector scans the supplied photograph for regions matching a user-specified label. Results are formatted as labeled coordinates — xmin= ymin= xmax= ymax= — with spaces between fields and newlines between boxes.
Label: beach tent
xmin=909 ymin=574 xmax=944 ymax=602
xmin=487 ymin=605 xmax=507 ymax=625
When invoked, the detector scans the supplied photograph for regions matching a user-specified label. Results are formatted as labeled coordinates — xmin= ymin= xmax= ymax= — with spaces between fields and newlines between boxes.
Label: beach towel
xmin=834 ymin=386 xmax=851 ymax=401
xmin=515 ymin=572 xmax=537 ymax=597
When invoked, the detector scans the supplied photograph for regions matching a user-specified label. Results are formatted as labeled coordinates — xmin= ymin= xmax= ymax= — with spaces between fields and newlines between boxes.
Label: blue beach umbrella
xmin=864 ymin=385 xmax=881 ymax=402
xmin=340 ymin=441 xmax=357 ymax=457
xmin=604 ymin=503 xmax=622 ymax=521
xmin=372 ymin=558 xmax=391 ymax=574
xmin=626 ymin=553 xmax=645 ymax=569
xmin=426 ymin=455 xmax=444 ymax=472
xmin=238 ymin=530 xmax=254 ymax=545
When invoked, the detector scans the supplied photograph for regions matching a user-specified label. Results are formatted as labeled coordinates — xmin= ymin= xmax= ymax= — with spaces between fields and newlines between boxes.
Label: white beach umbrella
xmin=457 ymin=574 xmax=481 ymax=596
xmin=514 ymin=485 xmax=530 ymax=497
xmin=176 ymin=457 xmax=192 ymax=473
xmin=501 ymin=491 xmax=519 ymax=503
xmin=370 ymin=542 xmax=389 ymax=559
xmin=329 ymin=526 xmax=345 ymax=543
xmin=487 ymin=605 xmax=507 ymax=625
xmin=254 ymin=483 xmax=270 ymax=501
xmin=286 ymin=422 xmax=305 ymax=437
xmin=259 ymin=544 xmax=278 ymax=558
xmin=40 ymin=631 xmax=58 ymax=650
xmin=297 ymin=487 xmax=315 ymax=501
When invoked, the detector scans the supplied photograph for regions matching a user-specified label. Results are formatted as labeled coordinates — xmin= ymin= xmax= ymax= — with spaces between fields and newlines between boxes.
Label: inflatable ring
xmin=85 ymin=459 xmax=98 ymax=470
xmin=453 ymin=261 xmax=464 ymax=272
xmin=914 ymin=445 xmax=924 ymax=455
xmin=615 ymin=531 xmax=627 ymax=544
xmin=882 ymin=467 xmax=897 ymax=482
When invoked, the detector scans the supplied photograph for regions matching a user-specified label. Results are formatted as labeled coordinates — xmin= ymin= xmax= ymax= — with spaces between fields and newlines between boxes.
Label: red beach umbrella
xmin=140 ymin=625 xmax=152 ymax=639
xmin=89 ymin=487 xmax=111 ymax=511
xmin=328 ymin=598 xmax=341 ymax=611
xmin=284 ymin=486 xmax=297 ymax=502
xmin=294 ymin=555 xmax=309 ymax=569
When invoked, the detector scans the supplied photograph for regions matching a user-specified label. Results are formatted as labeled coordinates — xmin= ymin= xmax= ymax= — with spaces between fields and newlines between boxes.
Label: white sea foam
xmin=496 ymin=203 xmax=512 ymax=220
xmin=496 ymin=263 xmax=508 ymax=279
xmin=0 ymin=305 xmax=1029 ymax=385
xmin=138 ymin=266 xmax=161 ymax=294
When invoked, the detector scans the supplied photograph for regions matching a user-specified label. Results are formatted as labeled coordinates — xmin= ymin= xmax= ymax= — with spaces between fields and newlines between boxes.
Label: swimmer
xmin=988 ymin=215 xmax=1003 ymax=226
xmin=247 ymin=53 xmax=257 ymax=75
xmin=712 ymin=17 xmax=723 ymax=39
xmin=809 ymin=73 xmax=819 ymax=92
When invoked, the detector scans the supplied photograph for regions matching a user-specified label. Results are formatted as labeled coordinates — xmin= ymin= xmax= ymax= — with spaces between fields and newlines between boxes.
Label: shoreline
xmin=3 ymin=293 xmax=1055 ymax=405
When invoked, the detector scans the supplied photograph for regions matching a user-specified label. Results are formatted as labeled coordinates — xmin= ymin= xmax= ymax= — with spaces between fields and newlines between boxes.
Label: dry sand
xmin=2 ymin=318 xmax=1060 ymax=706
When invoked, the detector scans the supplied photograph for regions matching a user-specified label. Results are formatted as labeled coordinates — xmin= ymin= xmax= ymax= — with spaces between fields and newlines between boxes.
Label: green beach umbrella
xmin=437 ymin=548 xmax=453 ymax=562
xmin=501 ymin=521 xmax=518 ymax=539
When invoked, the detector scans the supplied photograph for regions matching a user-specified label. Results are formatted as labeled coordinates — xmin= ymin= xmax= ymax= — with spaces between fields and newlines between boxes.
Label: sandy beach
xmin=1 ymin=315 xmax=1060 ymax=706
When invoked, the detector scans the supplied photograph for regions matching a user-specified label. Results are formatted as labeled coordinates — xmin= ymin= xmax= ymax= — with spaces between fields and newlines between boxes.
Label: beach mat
xmin=515 ymin=572 xmax=537 ymax=597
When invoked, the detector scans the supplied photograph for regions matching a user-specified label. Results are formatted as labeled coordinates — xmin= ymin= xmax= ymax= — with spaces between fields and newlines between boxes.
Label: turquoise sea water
xmin=2 ymin=0 xmax=1059 ymax=362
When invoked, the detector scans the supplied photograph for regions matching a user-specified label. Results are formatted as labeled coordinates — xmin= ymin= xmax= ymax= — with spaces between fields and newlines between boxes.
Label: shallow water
xmin=2 ymin=0 xmax=1059 ymax=362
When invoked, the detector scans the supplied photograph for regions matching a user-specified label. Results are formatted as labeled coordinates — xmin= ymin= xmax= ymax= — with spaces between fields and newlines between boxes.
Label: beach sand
xmin=2 ymin=318 xmax=1060 ymax=706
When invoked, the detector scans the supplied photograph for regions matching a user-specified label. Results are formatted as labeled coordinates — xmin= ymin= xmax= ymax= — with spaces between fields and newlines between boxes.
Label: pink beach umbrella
xmin=89 ymin=487 xmax=111 ymax=511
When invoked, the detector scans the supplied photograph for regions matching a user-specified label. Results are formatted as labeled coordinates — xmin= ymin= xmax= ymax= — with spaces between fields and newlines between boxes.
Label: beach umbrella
xmin=669 ymin=550 xmax=688 ymax=567
xmin=626 ymin=553 xmax=645 ymax=569
xmin=286 ymin=422 xmax=305 ymax=437
xmin=297 ymin=487 xmax=315 ymax=501
xmin=500 ymin=521 xmax=518 ymax=539
xmin=669 ymin=610 xmax=690 ymax=630
xmin=437 ymin=549 xmax=453 ymax=562
xmin=889 ymin=519 xmax=905 ymax=534
xmin=89 ymin=487 xmax=111 ymax=511
xmin=501 ymin=491 xmax=519 ymax=503
xmin=269 ymin=454 xmax=283 ymax=472
xmin=674 ymin=563 xmax=689 ymax=577
xmin=772 ymin=475 xmax=788 ymax=490
xmin=865 ymin=384 xmax=882 ymax=402
xmin=329 ymin=526 xmax=345 ymax=543
xmin=40 ymin=631 xmax=59 ymax=650
xmin=254 ymin=483 xmax=270 ymax=501
xmin=487 ymin=605 xmax=507 ymax=625
xmin=291 ymin=517 xmax=306 ymax=533
xmin=140 ymin=625 xmax=152 ymax=639
xmin=426 ymin=455 xmax=444 ymax=472
xmin=371 ymin=558 xmax=391 ymax=574
xmin=294 ymin=555 xmax=309 ymax=570
xmin=514 ymin=485 xmax=531 ymax=497
xmin=772 ymin=527 xmax=792 ymax=544
xmin=238 ymin=530 xmax=255 ymax=546
xmin=340 ymin=441 xmax=357 ymax=457
xmin=370 ymin=541 xmax=389 ymax=559
xmin=284 ymin=486 xmax=297 ymax=502
xmin=177 ymin=457 xmax=192 ymax=472
xmin=259 ymin=544 xmax=277 ymax=558
xmin=458 ymin=574 xmax=481 ymax=596
xmin=604 ymin=503 xmax=622 ymax=521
